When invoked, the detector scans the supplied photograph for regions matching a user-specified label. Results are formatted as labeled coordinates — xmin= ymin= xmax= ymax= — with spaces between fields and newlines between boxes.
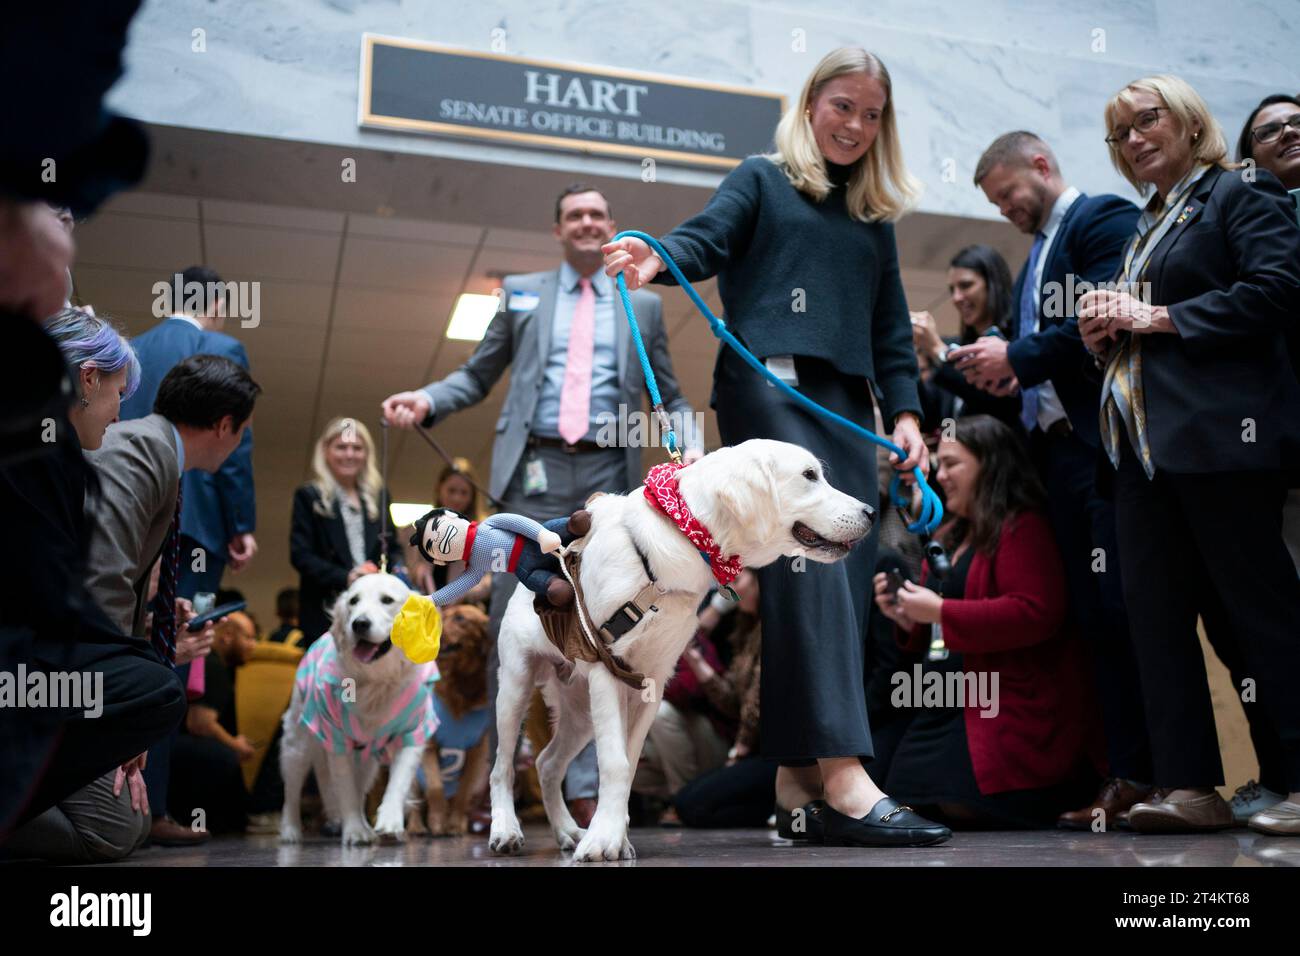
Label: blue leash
xmin=611 ymin=229 xmax=944 ymax=536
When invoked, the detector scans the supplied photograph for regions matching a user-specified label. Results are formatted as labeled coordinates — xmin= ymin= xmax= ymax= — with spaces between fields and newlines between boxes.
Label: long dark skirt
xmin=712 ymin=350 xmax=880 ymax=763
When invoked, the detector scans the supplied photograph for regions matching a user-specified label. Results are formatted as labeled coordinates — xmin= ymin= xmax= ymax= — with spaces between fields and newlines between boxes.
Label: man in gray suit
xmin=85 ymin=354 xmax=261 ymax=843
xmin=383 ymin=184 xmax=702 ymax=824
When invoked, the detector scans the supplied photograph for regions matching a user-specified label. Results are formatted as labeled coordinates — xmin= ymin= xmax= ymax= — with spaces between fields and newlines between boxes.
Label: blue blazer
xmin=1006 ymin=193 xmax=1139 ymax=449
xmin=119 ymin=317 xmax=256 ymax=555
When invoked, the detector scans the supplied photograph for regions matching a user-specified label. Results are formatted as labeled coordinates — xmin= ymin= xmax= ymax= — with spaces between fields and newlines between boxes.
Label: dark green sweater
xmin=653 ymin=155 xmax=921 ymax=424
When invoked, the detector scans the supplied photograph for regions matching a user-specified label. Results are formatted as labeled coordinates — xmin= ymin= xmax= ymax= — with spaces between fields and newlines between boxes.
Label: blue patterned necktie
xmin=1017 ymin=232 xmax=1047 ymax=433
xmin=150 ymin=483 xmax=182 ymax=666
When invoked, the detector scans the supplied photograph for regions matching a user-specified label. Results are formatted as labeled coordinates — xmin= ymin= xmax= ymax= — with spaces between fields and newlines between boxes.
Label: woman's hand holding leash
xmin=602 ymin=237 xmax=664 ymax=291
xmin=890 ymin=412 xmax=928 ymax=476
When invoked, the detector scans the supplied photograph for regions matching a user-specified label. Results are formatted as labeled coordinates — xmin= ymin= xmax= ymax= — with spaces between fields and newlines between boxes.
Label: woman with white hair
xmin=290 ymin=416 xmax=404 ymax=643
xmin=1079 ymin=74 xmax=1300 ymax=835
xmin=604 ymin=47 xmax=948 ymax=846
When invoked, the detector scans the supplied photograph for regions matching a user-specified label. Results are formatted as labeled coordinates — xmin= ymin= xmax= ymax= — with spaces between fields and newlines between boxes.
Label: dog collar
xmin=642 ymin=461 xmax=743 ymax=588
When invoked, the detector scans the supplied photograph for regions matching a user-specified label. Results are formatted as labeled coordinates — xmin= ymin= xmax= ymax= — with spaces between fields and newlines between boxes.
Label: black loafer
xmin=776 ymin=800 xmax=826 ymax=843
xmin=822 ymin=797 xmax=952 ymax=847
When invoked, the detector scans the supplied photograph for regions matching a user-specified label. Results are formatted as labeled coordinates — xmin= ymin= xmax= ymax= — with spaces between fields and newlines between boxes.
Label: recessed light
xmin=446 ymin=293 xmax=500 ymax=341
xmin=390 ymin=502 xmax=433 ymax=528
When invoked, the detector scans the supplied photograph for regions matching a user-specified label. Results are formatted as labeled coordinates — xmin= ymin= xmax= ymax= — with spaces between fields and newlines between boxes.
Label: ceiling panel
xmin=337 ymin=237 xmax=476 ymax=293
xmin=349 ymin=214 xmax=483 ymax=245
xmin=203 ymin=199 xmax=345 ymax=232
xmin=74 ymin=214 xmax=204 ymax=273
xmin=98 ymin=192 xmax=200 ymax=219
xmin=204 ymin=223 xmax=342 ymax=283
xmin=482 ymin=227 xmax=559 ymax=253
xmin=331 ymin=286 xmax=458 ymax=335
xmin=72 ymin=265 xmax=174 ymax=318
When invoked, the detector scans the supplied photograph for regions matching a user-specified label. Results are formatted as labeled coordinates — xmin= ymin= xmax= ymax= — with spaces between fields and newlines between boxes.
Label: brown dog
xmin=406 ymin=603 xmax=492 ymax=836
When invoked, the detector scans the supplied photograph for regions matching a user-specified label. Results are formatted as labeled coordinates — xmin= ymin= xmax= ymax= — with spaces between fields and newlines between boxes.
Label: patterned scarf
xmin=643 ymin=462 xmax=743 ymax=587
xmin=1100 ymin=164 xmax=1210 ymax=479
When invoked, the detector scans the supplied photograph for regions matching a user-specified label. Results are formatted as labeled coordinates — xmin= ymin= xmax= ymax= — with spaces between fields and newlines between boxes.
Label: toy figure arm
xmin=429 ymin=567 xmax=483 ymax=606
xmin=481 ymin=513 xmax=562 ymax=553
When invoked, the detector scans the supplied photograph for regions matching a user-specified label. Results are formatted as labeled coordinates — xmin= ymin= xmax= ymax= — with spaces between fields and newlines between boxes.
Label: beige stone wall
xmin=1202 ymin=629 xmax=1258 ymax=799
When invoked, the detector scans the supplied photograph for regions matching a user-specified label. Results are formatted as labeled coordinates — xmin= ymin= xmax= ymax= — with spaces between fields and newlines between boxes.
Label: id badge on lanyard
xmin=523 ymin=454 xmax=549 ymax=496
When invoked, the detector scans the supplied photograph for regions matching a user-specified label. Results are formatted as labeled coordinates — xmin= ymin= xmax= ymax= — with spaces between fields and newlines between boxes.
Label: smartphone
xmin=186 ymin=599 xmax=247 ymax=632
xmin=884 ymin=569 xmax=907 ymax=600
xmin=978 ymin=326 xmax=1016 ymax=390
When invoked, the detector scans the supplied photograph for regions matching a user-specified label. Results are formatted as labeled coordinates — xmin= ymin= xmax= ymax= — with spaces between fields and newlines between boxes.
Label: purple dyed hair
xmin=42 ymin=307 xmax=142 ymax=399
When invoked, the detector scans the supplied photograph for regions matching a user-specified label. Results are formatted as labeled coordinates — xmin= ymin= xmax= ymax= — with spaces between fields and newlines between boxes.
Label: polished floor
xmin=98 ymin=824 xmax=1299 ymax=867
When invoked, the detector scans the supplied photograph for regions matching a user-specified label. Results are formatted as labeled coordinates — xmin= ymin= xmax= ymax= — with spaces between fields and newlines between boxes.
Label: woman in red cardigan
xmin=871 ymin=415 xmax=1105 ymax=829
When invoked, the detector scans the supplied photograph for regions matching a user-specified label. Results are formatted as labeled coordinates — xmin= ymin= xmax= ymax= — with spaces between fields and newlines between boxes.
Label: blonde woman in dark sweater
xmin=605 ymin=47 xmax=947 ymax=847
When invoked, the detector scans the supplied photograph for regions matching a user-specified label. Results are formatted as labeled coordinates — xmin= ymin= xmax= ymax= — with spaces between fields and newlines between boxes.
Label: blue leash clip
xmin=611 ymin=229 xmax=944 ymax=536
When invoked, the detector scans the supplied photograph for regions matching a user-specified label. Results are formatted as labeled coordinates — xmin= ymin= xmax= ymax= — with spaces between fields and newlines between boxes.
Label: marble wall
xmin=108 ymin=0 xmax=1300 ymax=219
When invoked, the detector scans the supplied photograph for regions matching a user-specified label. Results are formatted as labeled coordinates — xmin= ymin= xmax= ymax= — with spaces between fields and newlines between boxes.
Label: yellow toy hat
xmin=391 ymin=593 xmax=442 ymax=664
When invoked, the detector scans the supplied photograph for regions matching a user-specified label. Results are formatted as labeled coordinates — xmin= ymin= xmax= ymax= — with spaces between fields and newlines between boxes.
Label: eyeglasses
xmin=1251 ymin=113 xmax=1300 ymax=145
xmin=1105 ymin=107 xmax=1169 ymax=148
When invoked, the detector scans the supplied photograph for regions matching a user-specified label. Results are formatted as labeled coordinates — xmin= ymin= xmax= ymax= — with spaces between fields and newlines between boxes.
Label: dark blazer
xmin=899 ymin=512 xmax=1106 ymax=794
xmin=290 ymin=484 xmax=404 ymax=642
xmin=1119 ymin=167 xmax=1300 ymax=475
xmin=0 ymin=405 xmax=124 ymax=651
xmin=119 ymin=316 xmax=256 ymax=557
xmin=1007 ymin=193 xmax=1139 ymax=448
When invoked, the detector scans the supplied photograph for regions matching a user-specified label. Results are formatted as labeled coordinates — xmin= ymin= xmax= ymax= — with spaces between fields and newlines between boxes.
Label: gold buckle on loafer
xmin=880 ymin=804 xmax=915 ymax=823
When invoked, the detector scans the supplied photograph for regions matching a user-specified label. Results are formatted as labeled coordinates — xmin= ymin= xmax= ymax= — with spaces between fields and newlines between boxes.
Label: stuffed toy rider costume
xmin=410 ymin=508 xmax=592 ymax=609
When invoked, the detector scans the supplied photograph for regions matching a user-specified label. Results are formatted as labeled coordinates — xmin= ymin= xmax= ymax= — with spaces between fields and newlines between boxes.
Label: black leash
xmin=410 ymin=422 xmax=503 ymax=510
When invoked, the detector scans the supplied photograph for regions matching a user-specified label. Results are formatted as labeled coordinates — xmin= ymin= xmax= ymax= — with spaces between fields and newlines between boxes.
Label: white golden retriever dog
xmin=490 ymin=438 xmax=873 ymax=861
xmin=280 ymin=573 xmax=430 ymax=846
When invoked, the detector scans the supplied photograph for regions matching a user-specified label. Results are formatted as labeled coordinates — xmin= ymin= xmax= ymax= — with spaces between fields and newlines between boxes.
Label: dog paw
xmin=279 ymin=824 xmax=302 ymax=845
xmin=554 ymin=823 xmax=585 ymax=852
xmin=489 ymin=822 xmax=525 ymax=854
xmin=341 ymin=818 xmax=375 ymax=846
xmin=374 ymin=806 xmax=407 ymax=841
xmin=574 ymin=824 xmax=634 ymax=862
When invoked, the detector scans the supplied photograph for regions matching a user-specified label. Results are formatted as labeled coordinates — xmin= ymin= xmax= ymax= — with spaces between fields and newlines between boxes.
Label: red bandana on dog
xmin=643 ymin=462 xmax=743 ymax=587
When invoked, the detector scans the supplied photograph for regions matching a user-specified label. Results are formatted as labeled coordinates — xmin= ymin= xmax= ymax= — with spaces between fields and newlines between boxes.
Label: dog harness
xmin=295 ymin=637 xmax=440 ymax=764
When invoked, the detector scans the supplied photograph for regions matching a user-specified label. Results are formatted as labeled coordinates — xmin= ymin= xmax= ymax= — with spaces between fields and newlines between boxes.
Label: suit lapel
xmin=1141 ymin=169 xmax=1220 ymax=293
xmin=1039 ymin=193 xmax=1086 ymax=293
xmin=535 ymin=269 xmax=559 ymax=368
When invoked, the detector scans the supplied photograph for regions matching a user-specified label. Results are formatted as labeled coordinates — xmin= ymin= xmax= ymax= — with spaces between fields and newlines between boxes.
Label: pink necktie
xmin=557 ymin=276 xmax=595 ymax=445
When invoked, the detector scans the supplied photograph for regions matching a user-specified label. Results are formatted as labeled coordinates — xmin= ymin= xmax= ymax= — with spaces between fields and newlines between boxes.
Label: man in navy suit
xmin=954 ymin=132 xmax=1152 ymax=828
xmin=121 ymin=265 xmax=257 ymax=597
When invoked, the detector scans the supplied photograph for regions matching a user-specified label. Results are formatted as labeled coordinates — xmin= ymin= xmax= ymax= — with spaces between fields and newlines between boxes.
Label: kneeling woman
xmin=874 ymin=415 xmax=1104 ymax=828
